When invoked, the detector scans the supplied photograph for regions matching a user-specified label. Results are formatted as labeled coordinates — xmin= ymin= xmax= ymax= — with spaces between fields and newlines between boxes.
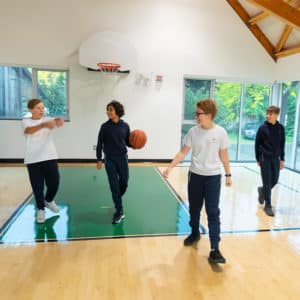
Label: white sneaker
xmin=45 ymin=201 xmax=60 ymax=213
xmin=36 ymin=209 xmax=45 ymax=223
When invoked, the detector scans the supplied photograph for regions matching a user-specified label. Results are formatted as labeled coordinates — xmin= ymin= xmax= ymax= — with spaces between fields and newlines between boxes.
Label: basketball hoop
xmin=97 ymin=62 xmax=121 ymax=72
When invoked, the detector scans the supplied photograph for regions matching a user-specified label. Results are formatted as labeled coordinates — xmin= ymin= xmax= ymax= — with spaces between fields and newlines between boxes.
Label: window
xmin=182 ymin=79 xmax=212 ymax=161
xmin=0 ymin=65 xmax=69 ymax=119
xmin=184 ymin=79 xmax=211 ymax=120
xmin=182 ymin=77 xmax=271 ymax=162
xmin=0 ymin=66 xmax=33 ymax=118
xmin=296 ymin=128 xmax=300 ymax=171
xmin=214 ymin=81 xmax=241 ymax=160
xmin=280 ymin=81 xmax=300 ymax=168
xmin=239 ymin=83 xmax=270 ymax=161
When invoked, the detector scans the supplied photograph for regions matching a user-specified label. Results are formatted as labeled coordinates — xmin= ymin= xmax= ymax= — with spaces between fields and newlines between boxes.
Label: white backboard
xmin=79 ymin=31 xmax=137 ymax=71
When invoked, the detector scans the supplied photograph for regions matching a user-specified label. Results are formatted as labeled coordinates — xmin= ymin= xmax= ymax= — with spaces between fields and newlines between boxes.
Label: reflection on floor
xmin=0 ymin=166 xmax=31 ymax=228
xmin=0 ymin=167 xmax=190 ymax=243
xmin=1 ymin=164 xmax=300 ymax=244
xmin=159 ymin=163 xmax=300 ymax=233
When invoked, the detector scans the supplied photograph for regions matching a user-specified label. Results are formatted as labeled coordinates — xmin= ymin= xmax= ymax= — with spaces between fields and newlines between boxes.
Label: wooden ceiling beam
xmin=285 ymin=0 xmax=300 ymax=8
xmin=249 ymin=11 xmax=269 ymax=25
xmin=275 ymin=44 xmax=300 ymax=58
xmin=248 ymin=0 xmax=299 ymax=25
xmin=247 ymin=0 xmax=300 ymax=30
xmin=275 ymin=25 xmax=293 ymax=53
xmin=274 ymin=2 xmax=300 ymax=53
xmin=226 ymin=0 xmax=276 ymax=61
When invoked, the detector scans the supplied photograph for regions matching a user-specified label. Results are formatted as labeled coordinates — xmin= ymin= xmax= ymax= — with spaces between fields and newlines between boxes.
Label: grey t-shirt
xmin=22 ymin=117 xmax=58 ymax=164
xmin=184 ymin=124 xmax=229 ymax=176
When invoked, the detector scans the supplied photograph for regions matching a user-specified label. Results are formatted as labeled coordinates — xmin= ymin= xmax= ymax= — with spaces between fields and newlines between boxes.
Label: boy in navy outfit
xmin=255 ymin=106 xmax=285 ymax=217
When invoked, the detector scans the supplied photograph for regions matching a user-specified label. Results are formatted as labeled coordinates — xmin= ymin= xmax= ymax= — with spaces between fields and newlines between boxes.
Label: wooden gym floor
xmin=0 ymin=163 xmax=299 ymax=300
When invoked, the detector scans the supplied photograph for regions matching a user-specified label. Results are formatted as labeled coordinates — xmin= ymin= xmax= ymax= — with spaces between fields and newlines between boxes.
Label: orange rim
xmin=97 ymin=63 xmax=121 ymax=70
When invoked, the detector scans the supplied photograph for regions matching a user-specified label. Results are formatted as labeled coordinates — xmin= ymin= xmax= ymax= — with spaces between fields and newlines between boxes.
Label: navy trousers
xmin=188 ymin=172 xmax=221 ymax=250
xmin=259 ymin=156 xmax=280 ymax=207
xmin=27 ymin=159 xmax=60 ymax=210
xmin=105 ymin=154 xmax=129 ymax=213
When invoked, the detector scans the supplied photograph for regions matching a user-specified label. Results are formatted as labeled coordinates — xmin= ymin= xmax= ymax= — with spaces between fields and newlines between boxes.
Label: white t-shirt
xmin=183 ymin=124 xmax=229 ymax=176
xmin=22 ymin=117 xmax=58 ymax=164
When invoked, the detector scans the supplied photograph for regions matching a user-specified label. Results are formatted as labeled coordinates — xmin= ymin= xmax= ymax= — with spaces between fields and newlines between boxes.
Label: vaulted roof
xmin=226 ymin=0 xmax=300 ymax=61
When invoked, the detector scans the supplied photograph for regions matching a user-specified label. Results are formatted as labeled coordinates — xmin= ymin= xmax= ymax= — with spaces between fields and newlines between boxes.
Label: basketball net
xmin=97 ymin=62 xmax=121 ymax=73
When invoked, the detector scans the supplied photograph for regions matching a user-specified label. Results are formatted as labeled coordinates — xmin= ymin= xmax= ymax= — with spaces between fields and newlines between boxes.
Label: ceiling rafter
xmin=248 ymin=0 xmax=295 ymax=25
xmin=274 ymin=2 xmax=300 ymax=54
xmin=284 ymin=0 xmax=300 ymax=8
xmin=275 ymin=44 xmax=300 ymax=58
xmin=248 ymin=11 xmax=269 ymax=25
xmin=275 ymin=25 xmax=293 ymax=53
xmin=226 ymin=0 xmax=276 ymax=61
xmin=247 ymin=0 xmax=300 ymax=30
xmin=227 ymin=0 xmax=300 ymax=61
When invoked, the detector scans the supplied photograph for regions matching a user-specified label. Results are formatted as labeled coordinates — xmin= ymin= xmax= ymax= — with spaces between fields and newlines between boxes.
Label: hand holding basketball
xmin=129 ymin=129 xmax=147 ymax=149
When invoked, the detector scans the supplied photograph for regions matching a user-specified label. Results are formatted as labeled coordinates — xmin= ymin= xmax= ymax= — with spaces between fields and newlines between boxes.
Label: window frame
xmin=0 ymin=64 xmax=70 ymax=121
xmin=182 ymin=75 xmax=272 ymax=162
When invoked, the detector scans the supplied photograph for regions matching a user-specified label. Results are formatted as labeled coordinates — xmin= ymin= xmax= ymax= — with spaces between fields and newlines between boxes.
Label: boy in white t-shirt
xmin=22 ymin=99 xmax=64 ymax=223
xmin=163 ymin=99 xmax=232 ymax=264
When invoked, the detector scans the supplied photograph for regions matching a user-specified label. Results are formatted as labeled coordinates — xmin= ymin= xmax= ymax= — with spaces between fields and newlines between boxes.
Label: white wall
xmin=0 ymin=0 xmax=276 ymax=160
xmin=274 ymin=54 xmax=300 ymax=82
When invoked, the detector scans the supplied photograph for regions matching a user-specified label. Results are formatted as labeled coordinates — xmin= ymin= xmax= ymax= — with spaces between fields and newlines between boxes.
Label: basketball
xmin=129 ymin=129 xmax=147 ymax=149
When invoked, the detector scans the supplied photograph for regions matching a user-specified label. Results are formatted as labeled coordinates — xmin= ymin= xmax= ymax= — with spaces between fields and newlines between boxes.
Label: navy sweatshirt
xmin=255 ymin=121 xmax=285 ymax=162
xmin=96 ymin=119 xmax=130 ymax=162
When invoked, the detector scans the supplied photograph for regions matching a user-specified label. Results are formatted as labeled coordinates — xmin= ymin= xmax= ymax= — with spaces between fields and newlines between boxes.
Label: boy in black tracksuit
xmin=96 ymin=100 xmax=131 ymax=224
xmin=255 ymin=106 xmax=285 ymax=217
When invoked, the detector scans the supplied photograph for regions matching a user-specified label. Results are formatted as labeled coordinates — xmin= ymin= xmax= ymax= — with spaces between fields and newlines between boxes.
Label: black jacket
xmin=255 ymin=121 xmax=285 ymax=162
xmin=96 ymin=119 xmax=130 ymax=162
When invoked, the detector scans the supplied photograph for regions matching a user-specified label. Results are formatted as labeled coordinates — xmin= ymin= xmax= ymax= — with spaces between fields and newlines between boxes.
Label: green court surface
xmin=0 ymin=167 xmax=190 ymax=243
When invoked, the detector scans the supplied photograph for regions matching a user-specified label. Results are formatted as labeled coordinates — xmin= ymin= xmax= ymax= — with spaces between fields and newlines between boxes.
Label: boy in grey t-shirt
xmin=23 ymin=99 xmax=64 ymax=223
xmin=163 ymin=99 xmax=232 ymax=264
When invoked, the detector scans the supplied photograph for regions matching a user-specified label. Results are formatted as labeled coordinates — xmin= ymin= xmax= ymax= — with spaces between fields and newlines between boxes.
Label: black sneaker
xmin=208 ymin=249 xmax=226 ymax=264
xmin=112 ymin=211 xmax=125 ymax=224
xmin=183 ymin=233 xmax=201 ymax=246
xmin=264 ymin=206 xmax=274 ymax=217
xmin=257 ymin=187 xmax=264 ymax=204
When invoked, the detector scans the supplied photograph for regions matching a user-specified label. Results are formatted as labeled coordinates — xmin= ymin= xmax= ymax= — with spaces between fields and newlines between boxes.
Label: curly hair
xmin=106 ymin=100 xmax=125 ymax=117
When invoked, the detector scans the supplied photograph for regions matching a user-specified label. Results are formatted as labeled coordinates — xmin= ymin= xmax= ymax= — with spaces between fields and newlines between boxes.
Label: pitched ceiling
xmin=226 ymin=0 xmax=300 ymax=61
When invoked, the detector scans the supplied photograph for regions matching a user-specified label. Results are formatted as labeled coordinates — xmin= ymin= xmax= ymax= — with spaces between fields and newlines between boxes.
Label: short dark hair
xmin=266 ymin=106 xmax=280 ymax=115
xmin=28 ymin=98 xmax=43 ymax=109
xmin=106 ymin=100 xmax=125 ymax=117
xmin=196 ymin=99 xmax=217 ymax=119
